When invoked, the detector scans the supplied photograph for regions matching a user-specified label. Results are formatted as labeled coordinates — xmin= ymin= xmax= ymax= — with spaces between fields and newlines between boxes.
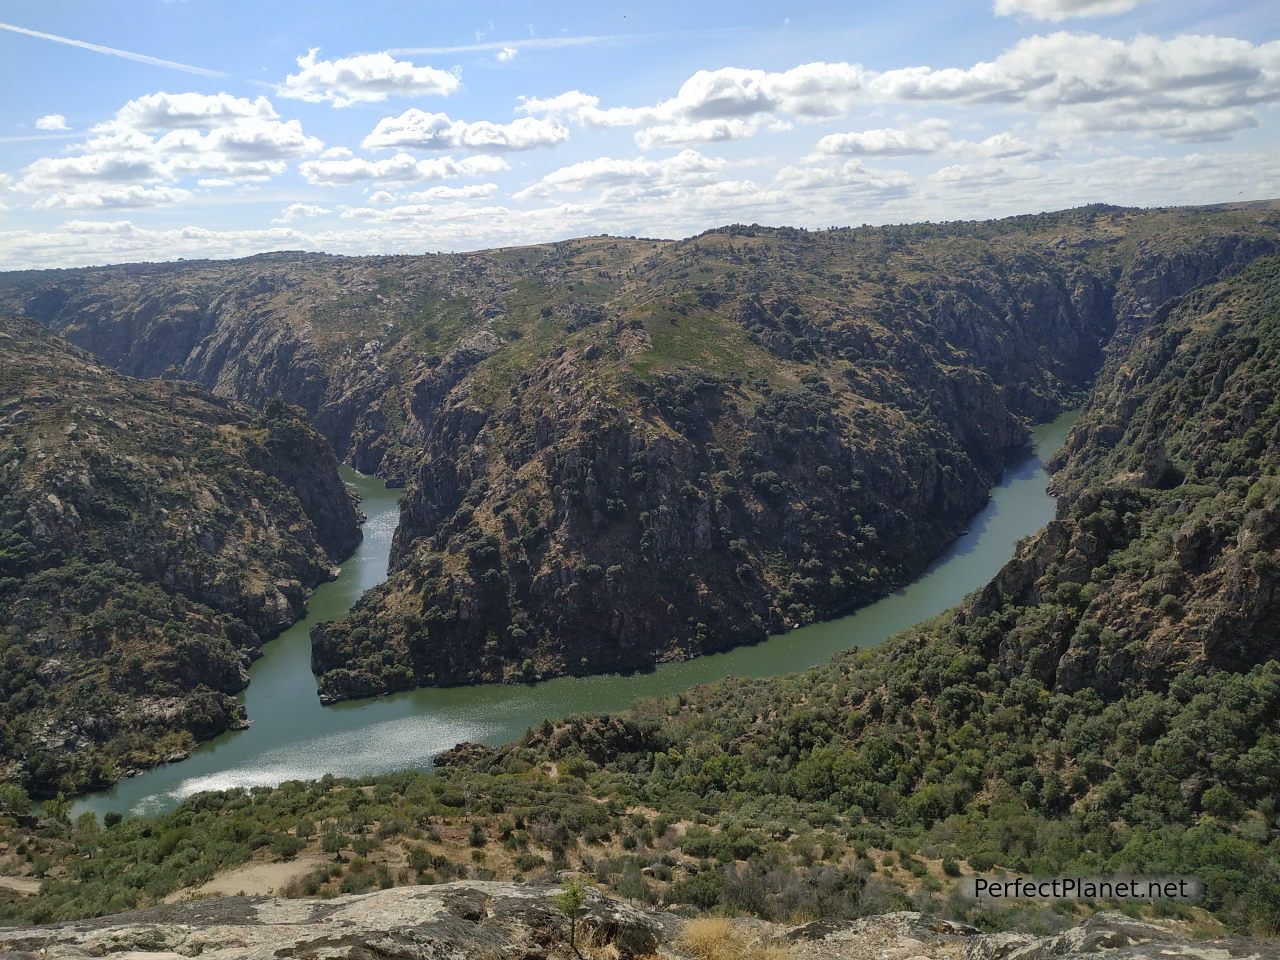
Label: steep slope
xmin=432 ymin=257 xmax=1280 ymax=932
xmin=1 ymin=206 xmax=1277 ymax=696
xmin=0 ymin=318 xmax=361 ymax=796
xmin=1 ymin=256 xmax=1279 ymax=938
xmin=311 ymin=208 xmax=1280 ymax=697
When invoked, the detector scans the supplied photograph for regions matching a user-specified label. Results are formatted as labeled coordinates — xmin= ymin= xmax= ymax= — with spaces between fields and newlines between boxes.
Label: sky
xmin=0 ymin=0 xmax=1277 ymax=269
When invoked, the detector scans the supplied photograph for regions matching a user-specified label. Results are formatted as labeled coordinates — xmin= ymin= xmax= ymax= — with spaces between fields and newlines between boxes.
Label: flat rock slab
xmin=0 ymin=883 xmax=1275 ymax=960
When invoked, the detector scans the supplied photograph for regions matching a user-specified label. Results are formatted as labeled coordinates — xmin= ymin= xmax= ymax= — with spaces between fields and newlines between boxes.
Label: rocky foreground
xmin=0 ymin=882 xmax=1272 ymax=960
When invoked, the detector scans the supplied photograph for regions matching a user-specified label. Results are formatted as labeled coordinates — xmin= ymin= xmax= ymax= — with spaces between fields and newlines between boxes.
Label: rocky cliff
xmin=969 ymin=253 xmax=1280 ymax=693
xmin=415 ymin=259 xmax=1280 ymax=935
xmin=0 ymin=882 xmax=1268 ymax=960
xmin=2 ymin=206 xmax=1278 ymax=697
xmin=311 ymin=208 xmax=1280 ymax=698
xmin=0 ymin=317 xmax=361 ymax=796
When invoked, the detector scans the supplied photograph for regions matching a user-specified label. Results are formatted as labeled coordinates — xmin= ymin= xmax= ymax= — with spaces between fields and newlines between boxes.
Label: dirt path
xmin=165 ymin=855 xmax=325 ymax=902
xmin=0 ymin=876 xmax=41 ymax=896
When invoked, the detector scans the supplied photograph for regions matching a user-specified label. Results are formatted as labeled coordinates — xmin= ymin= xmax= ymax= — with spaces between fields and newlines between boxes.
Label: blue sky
xmin=1 ymin=0 xmax=1277 ymax=267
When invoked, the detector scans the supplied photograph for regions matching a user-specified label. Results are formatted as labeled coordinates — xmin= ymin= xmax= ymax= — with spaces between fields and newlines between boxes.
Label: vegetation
xmin=5 ymin=207 xmax=1276 ymax=696
xmin=313 ymin=204 xmax=1279 ymax=697
xmin=1 ymin=220 xmax=1279 ymax=942
xmin=0 ymin=317 xmax=359 ymax=797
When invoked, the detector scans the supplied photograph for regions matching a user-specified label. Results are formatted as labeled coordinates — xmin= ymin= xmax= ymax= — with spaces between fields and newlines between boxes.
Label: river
xmin=77 ymin=410 xmax=1078 ymax=818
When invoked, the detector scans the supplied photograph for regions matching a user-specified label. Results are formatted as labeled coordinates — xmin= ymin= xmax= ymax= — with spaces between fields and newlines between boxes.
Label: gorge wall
xmin=1 ymin=205 xmax=1277 ymax=701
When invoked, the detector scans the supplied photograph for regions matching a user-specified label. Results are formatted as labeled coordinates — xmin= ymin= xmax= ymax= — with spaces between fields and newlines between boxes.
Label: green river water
xmin=77 ymin=410 xmax=1078 ymax=818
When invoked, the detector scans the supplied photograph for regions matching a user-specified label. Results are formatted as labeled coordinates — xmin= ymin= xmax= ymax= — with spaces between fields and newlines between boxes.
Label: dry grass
xmin=677 ymin=917 xmax=790 ymax=960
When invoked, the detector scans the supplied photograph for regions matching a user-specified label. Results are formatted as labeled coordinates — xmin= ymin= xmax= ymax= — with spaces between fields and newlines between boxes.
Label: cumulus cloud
xmin=634 ymin=118 xmax=766 ymax=149
xmin=776 ymin=158 xmax=914 ymax=200
xmin=299 ymin=152 xmax=508 ymax=186
xmin=514 ymin=149 xmax=726 ymax=199
xmin=362 ymin=109 xmax=568 ymax=152
xmin=870 ymin=33 xmax=1280 ymax=142
xmin=279 ymin=49 xmax=461 ymax=107
xmin=403 ymin=183 xmax=499 ymax=201
xmin=816 ymin=122 xmax=1056 ymax=161
xmin=34 ymin=184 xmax=193 ymax=210
xmin=993 ymin=0 xmax=1149 ymax=21
xmin=817 ymin=120 xmax=952 ymax=155
xmin=272 ymin=202 xmax=332 ymax=223
xmin=362 ymin=183 xmax=499 ymax=205
xmin=14 ymin=92 xmax=322 ymax=210
xmin=35 ymin=113 xmax=69 ymax=131
xmin=497 ymin=46 xmax=518 ymax=63
xmin=109 ymin=92 xmax=279 ymax=130
xmin=521 ymin=33 xmax=1280 ymax=147
xmin=519 ymin=61 xmax=867 ymax=144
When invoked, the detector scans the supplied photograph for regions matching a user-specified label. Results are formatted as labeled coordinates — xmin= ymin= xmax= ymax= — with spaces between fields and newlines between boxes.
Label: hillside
xmin=0 ymin=317 xmax=361 ymax=797
xmin=2 ymin=206 xmax=1278 ymax=696
xmin=431 ymin=254 xmax=1280 ymax=930
xmin=1 ymin=254 xmax=1278 ymax=939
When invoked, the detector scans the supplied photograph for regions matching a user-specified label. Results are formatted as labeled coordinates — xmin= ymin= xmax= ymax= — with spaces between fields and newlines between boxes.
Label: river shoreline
xmin=77 ymin=410 xmax=1077 ymax=819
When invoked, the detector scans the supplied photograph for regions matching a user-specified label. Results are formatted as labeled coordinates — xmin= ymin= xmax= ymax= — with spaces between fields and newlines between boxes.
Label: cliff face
xmin=408 ymin=259 xmax=1280 ymax=935
xmin=312 ymin=210 xmax=1280 ymax=699
xmin=968 ymin=254 xmax=1280 ymax=694
xmin=2 ymin=206 xmax=1278 ymax=699
xmin=0 ymin=318 xmax=360 ymax=796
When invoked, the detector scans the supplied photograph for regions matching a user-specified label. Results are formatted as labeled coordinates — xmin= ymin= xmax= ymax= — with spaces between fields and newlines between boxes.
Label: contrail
xmin=0 ymin=20 xmax=226 ymax=77
xmin=389 ymin=32 xmax=673 ymax=56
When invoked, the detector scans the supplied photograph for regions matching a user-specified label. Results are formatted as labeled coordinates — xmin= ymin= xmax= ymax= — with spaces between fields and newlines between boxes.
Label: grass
xmin=677 ymin=918 xmax=791 ymax=960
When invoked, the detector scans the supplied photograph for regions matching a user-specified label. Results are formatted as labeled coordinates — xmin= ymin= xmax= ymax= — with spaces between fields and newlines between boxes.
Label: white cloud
xmin=14 ymin=92 xmax=322 ymax=210
xmin=279 ymin=49 xmax=461 ymax=107
xmin=34 ymin=184 xmax=193 ymax=210
xmin=362 ymin=109 xmax=568 ymax=152
xmin=976 ymin=131 xmax=1054 ymax=159
xmin=521 ymin=34 xmax=1280 ymax=148
xmin=817 ymin=120 xmax=952 ymax=155
xmin=299 ymin=152 xmax=508 ymax=186
xmin=405 ymin=183 xmax=499 ymax=201
xmin=993 ymin=0 xmax=1149 ymax=21
xmin=634 ymin=118 xmax=764 ymax=149
xmin=776 ymin=158 xmax=914 ymax=199
xmin=929 ymin=161 xmax=1043 ymax=188
xmin=272 ymin=202 xmax=332 ymax=223
xmin=35 ymin=113 xmax=69 ymax=131
xmin=360 ymin=183 xmax=499 ymax=206
xmin=519 ymin=61 xmax=867 ymax=140
xmin=515 ymin=149 xmax=726 ymax=199
xmin=815 ymin=122 xmax=1056 ymax=161
xmin=108 ymin=92 xmax=278 ymax=131
xmin=497 ymin=46 xmax=518 ymax=63
xmin=870 ymin=33 xmax=1280 ymax=142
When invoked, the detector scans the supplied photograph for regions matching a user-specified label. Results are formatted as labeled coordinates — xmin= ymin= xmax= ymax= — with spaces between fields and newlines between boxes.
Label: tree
xmin=43 ymin=794 xmax=71 ymax=824
xmin=552 ymin=877 xmax=586 ymax=957
xmin=0 ymin=783 xmax=32 ymax=817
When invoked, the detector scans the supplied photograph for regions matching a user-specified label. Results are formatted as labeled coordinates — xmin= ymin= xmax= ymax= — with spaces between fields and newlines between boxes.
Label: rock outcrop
xmin=0 ymin=883 xmax=1269 ymax=960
